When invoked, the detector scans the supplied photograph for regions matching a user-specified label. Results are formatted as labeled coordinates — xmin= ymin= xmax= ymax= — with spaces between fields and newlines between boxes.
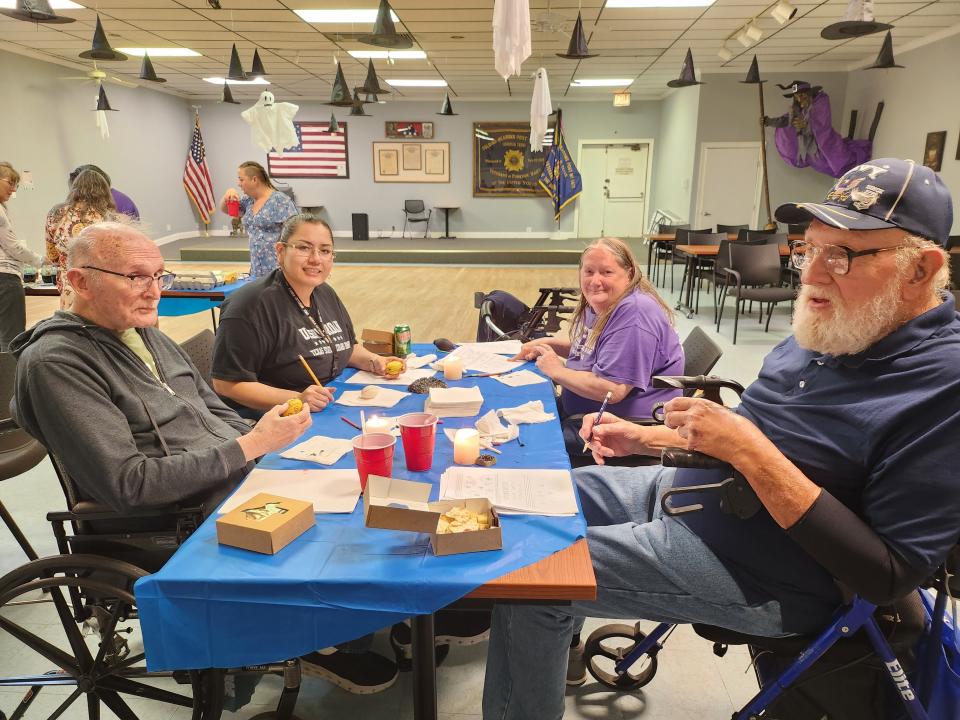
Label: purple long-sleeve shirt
xmin=111 ymin=188 xmax=140 ymax=220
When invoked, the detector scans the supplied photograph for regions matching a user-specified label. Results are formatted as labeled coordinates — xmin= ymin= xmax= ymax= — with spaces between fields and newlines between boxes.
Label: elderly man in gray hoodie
xmin=10 ymin=221 xmax=310 ymax=515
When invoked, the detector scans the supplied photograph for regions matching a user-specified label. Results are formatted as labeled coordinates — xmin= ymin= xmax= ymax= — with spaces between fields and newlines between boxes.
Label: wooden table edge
xmin=465 ymin=538 xmax=597 ymax=601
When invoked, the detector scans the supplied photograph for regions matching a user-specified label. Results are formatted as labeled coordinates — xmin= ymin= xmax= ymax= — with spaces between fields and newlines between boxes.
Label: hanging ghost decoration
xmin=240 ymin=90 xmax=300 ymax=155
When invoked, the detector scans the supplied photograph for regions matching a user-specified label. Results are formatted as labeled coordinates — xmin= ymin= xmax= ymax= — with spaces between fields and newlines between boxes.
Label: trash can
xmin=351 ymin=213 xmax=369 ymax=241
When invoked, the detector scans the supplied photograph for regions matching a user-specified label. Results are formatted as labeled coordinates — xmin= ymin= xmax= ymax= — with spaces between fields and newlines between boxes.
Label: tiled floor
xmin=0 ymin=268 xmax=794 ymax=719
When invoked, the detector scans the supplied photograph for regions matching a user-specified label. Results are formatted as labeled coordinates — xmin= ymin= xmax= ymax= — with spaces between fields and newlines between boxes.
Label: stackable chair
xmin=669 ymin=227 xmax=712 ymax=293
xmin=650 ymin=224 xmax=690 ymax=288
xmin=474 ymin=287 xmax=579 ymax=342
xmin=581 ymin=375 xmax=946 ymax=720
xmin=675 ymin=231 xmax=726 ymax=314
xmin=715 ymin=223 xmax=749 ymax=234
xmin=402 ymin=200 xmax=432 ymax=238
xmin=0 ymin=449 xmax=303 ymax=720
xmin=180 ymin=329 xmax=216 ymax=388
xmin=715 ymin=242 xmax=798 ymax=344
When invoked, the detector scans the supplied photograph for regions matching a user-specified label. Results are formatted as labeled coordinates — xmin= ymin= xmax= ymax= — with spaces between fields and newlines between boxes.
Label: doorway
xmin=576 ymin=141 xmax=652 ymax=239
xmin=694 ymin=143 xmax=762 ymax=230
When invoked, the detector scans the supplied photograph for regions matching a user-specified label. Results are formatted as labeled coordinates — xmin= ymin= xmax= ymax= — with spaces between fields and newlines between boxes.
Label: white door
xmin=577 ymin=143 xmax=649 ymax=238
xmin=695 ymin=144 xmax=762 ymax=230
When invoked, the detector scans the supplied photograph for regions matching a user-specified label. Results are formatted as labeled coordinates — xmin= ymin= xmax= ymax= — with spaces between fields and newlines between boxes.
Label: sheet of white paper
xmin=344 ymin=368 xmax=436 ymax=386
xmin=445 ymin=346 xmax=524 ymax=374
xmin=455 ymin=340 xmax=522 ymax=356
xmin=439 ymin=467 xmax=577 ymax=516
xmin=494 ymin=369 xmax=549 ymax=387
xmin=404 ymin=353 xmax=437 ymax=369
xmin=336 ymin=388 xmax=410 ymax=408
xmin=219 ymin=468 xmax=361 ymax=514
xmin=280 ymin=436 xmax=353 ymax=465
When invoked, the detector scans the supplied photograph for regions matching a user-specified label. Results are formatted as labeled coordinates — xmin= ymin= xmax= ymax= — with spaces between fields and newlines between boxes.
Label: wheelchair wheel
xmin=583 ymin=623 xmax=659 ymax=691
xmin=0 ymin=554 xmax=224 ymax=720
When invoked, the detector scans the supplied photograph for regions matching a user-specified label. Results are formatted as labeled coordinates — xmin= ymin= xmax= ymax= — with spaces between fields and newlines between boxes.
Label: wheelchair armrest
xmin=661 ymin=447 xmax=729 ymax=471
xmin=47 ymin=502 xmax=206 ymax=523
xmin=0 ymin=417 xmax=20 ymax=433
xmin=652 ymin=375 xmax=745 ymax=397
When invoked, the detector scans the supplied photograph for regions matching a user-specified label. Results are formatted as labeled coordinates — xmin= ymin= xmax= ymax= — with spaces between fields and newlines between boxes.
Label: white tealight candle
xmin=453 ymin=428 xmax=480 ymax=465
xmin=443 ymin=356 xmax=464 ymax=381
xmin=365 ymin=416 xmax=391 ymax=433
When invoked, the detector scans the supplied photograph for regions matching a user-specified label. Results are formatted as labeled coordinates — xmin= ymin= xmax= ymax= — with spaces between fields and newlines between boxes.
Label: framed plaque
xmin=374 ymin=141 xmax=449 ymax=182
xmin=385 ymin=121 xmax=435 ymax=139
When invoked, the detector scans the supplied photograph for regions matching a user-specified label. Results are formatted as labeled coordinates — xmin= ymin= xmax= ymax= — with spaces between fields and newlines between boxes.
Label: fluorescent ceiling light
xmin=203 ymin=76 xmax=270 ymax=85
xmin=118 ymin=48 xmax=201 ymax=57
xmin=606 ymin=0 xmax=715 ymax=7
xmin=0 ymin=0 xmax=82 ymax=7
xmin=571 ymin=78 xmax=633 ymax=87
xmin=385 ymin=78 xmax=447 ymax=87
xmin=294 ymin=8 xmax=399 ymax=23
xmin=348 ymin=50 xmax=426 ymax=60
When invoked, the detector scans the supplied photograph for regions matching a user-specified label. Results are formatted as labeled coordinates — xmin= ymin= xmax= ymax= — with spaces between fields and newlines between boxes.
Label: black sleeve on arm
xmin=787 ymin=490 xmax=927 ymax=604
xmin=211 ymin=316 xmax=265 ymax=383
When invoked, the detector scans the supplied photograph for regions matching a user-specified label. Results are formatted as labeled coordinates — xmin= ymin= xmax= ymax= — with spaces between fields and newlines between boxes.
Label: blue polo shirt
xmin=674 ymin=295 xmax=960 ymax=631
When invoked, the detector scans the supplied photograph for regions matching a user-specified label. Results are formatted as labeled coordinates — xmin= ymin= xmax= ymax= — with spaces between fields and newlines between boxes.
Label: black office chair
xmin=402 ymin=200 xmax=432 ymax=239
xmin=0 ymin=352 xmax=46 ymax=563
xmin=716 ymin=243 xmax=797 ymax=344
xmin=180 ymin=329 xmax=215 ymax=389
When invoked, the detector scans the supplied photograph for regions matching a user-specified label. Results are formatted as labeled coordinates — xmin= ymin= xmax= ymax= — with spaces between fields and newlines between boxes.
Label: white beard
xmin=792 ymin=276 xmax=904 ymax=357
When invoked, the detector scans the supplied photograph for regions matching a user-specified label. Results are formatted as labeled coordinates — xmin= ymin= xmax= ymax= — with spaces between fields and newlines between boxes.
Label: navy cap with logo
xmin=775 ymin=158 xmax=954 ymax=246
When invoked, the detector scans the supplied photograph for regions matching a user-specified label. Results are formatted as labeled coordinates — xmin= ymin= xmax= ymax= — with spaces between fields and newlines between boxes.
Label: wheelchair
xmin=580 ymin=375 xmax=952 ymax=719
xmin=473 ymin=287 xmax=579 ymax=343
xmin=0 ymin=449 xmax=303 ymax=720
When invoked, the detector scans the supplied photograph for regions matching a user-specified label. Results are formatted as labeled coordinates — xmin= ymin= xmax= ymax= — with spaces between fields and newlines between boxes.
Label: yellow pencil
xmin=298 ymin=354 xmax=322 ymax=387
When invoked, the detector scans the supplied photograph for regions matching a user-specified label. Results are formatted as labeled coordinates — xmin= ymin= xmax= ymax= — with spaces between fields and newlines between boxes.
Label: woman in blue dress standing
xmin=219 ymin=161 xmax=298 ymax=278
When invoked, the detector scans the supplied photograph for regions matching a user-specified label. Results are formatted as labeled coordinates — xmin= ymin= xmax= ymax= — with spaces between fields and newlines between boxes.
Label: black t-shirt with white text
xmin=212 ymin=269 xmax=356 ymax=410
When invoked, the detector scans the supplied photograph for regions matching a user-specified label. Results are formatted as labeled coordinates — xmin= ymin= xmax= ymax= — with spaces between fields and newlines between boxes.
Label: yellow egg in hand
xmin=281 ymin=398 xmax=304 ymax=417
xmin=385 ymin=360 xmax=403 ymax=377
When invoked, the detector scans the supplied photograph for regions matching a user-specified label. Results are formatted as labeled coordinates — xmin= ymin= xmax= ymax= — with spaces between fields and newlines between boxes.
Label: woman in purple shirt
xmin=516 ymin=237 xmax=684 ymax=457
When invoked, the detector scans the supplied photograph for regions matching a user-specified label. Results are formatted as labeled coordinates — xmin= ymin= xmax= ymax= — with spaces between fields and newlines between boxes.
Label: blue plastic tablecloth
xmin=157 ymin=278 xmax=250 ymax=317
xmin=135 ymin=346 xmax=587 ymax=671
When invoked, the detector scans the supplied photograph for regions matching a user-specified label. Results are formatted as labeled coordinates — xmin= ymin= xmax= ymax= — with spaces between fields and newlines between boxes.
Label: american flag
xmin=267 ymin=122 xmax=349 ymax=178
xmin=183 ymin=113 xmax=216 ymax=224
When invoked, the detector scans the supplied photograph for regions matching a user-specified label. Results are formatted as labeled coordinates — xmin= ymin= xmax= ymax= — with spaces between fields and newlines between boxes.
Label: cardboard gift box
xmin=363 ymin=475 xmax=502 ymax=556
xmin=216 ymin=492 xmax=314 ymax=555
xmin=362 ymin=328 xmax=395 ymax=356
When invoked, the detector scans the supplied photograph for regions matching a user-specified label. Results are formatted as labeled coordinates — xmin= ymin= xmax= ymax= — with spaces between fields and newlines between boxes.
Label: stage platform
xmin=162 ymin=235 xmax=649 ymax=266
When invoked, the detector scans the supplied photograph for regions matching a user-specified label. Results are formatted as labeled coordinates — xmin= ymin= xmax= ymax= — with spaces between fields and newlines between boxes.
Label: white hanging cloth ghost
xmin=240 ymin=90 xmax=300 ymax=156
xmin=493 ymin=0 xmax=532 ymax=81
xmin=95 ymin=110 xmax=109 ymax=140
xmin=530 ymin=67 xmax=552 ymax=152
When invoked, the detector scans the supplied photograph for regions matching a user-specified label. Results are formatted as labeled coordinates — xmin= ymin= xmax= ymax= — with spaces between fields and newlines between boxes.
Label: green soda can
xmin=393 ymin=324 xmax=412 ymax=357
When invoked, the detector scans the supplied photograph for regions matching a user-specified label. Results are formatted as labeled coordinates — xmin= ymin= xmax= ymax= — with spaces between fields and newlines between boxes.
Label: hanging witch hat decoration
xmin=79 ymin=16 xmax=128 ymax=61
xmin=437 ymin=93 xmax=457 ymax=116
xmin=867 ymin=31 xmax=904 ymax=69
xmin=556 ymin=12 xmax=597 ymax=60
xmin=740 ymin=55 xmax=765 ymax=84
xmin=327 ymin=61 xmax=354 ymax=106
xmin=250 ymin=49 xmax=268 ymax=78
xmin=227 ymin=44 xmax=247 ymax=81
xmin=0 ymin=0 xmax=75 ymax=24
xmin=359 ymin=59 xmax=389 ymax=95
xmin=221 ymin=81 xmax=240 ymax=104
xmin=138 ymin=53 xmax=166 ymax=83
xmin=94 ymin=84 xmax=116 ymax=112
xmin=821 ymin=0 xmax=892 ymax=39
xmin=359 ymin=0 xmax=412 ymax=49
xmin=328 ymin=113 xmax=340 ymax=134
xmin=349 ymin=90 xmax=368 ymax=116
xmin=666 ymin=48 xmax=703 ymax=88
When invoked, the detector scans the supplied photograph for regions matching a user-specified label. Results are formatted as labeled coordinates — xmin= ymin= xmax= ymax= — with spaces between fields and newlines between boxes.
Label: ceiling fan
xmin=60 ymin=62 xmax=138 ymax=88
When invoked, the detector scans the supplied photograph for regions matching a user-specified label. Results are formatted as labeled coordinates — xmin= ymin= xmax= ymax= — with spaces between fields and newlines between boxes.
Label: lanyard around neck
xmin=279 ymin=273 xmax=333 ymax=346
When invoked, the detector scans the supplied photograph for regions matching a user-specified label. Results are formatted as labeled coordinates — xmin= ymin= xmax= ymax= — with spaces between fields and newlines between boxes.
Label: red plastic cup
xmin=398 ymin=412 xmax=438 ymax=472
xmin=352 ymin=433 xmax=396 ymax=490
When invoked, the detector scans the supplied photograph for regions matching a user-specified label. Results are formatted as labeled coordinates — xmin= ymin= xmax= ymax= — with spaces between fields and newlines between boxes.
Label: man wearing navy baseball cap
xmin=483 ymin=158 xmax=959 ymax=719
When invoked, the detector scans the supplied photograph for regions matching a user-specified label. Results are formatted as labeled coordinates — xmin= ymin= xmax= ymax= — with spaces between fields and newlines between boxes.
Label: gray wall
xmin=842 ymin=32 xmax=960 ymax=235
xmin=691 ymin=71 xmax=850 ymax=225
xmin=1 ymin=49 xmax=196 ymax=252
xmin=650 ymin=86 xmax=701 ymax=224
xmin=194 ymin=98 xmax=661 ymax=237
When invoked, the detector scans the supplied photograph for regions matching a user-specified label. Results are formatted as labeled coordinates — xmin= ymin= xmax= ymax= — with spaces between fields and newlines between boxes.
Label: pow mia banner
xmin=473 ymin=122 xmax=553 ymax=197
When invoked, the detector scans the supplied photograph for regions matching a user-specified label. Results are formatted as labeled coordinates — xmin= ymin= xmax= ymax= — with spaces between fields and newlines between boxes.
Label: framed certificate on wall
xmin=373 ymin=141 xmax=450 ymax=182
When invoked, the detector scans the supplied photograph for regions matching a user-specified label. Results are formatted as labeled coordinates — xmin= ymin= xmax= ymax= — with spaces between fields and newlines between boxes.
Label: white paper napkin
xmin=404 ymin=353 xmax=437 ymax=369
xmin=345 ymin=368 xmax=436 ymax=386
xmin=336 ymin=387 xmax=410 ymax=408
xmin=498 ymin=400 xmax=556 ymax=425
xmin=280 ymin=435 xmax=354 ymax=465
xmin=494 ymin=369 xmax=549 ymax=387
xmin=219 ymin=468 xmax=361 ymax=514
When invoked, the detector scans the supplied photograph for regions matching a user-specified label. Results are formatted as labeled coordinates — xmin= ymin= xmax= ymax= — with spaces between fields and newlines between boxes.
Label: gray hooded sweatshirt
xmin=10 ymin=312 xmax=254 ymax=513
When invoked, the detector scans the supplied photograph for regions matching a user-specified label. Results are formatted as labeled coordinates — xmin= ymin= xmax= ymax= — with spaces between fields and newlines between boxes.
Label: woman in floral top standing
xmin=219 ymin=161 xmax=298 ymax=278
xmin=45 ymin=169 xmax=117 ymax=309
